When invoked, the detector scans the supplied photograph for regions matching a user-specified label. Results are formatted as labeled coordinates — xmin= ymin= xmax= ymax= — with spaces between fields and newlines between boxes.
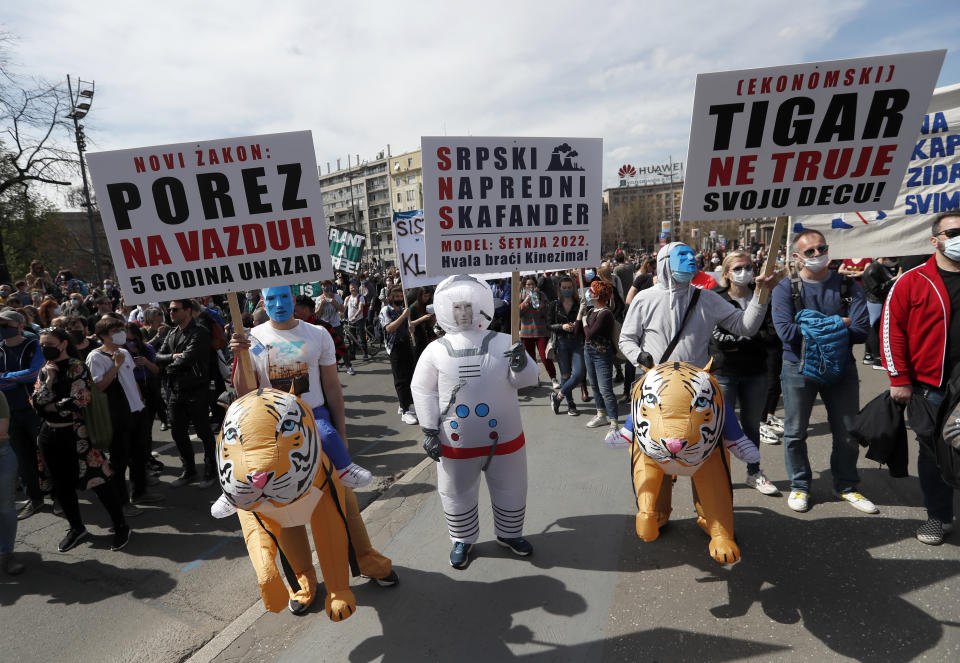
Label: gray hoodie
xmin=619 ymin=242 xmax=767 ymax=368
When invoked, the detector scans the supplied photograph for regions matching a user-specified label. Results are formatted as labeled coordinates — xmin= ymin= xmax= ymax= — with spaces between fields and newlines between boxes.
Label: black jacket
xmin=861 ymin=261 xmax=899 ymax=304
xmin=155 ymin=319 xmax=211 ymax=397
xmin=708 ymin=285 xmax=779 ymax=377
xmin=849 ymin=391 xmax=908 ymax=478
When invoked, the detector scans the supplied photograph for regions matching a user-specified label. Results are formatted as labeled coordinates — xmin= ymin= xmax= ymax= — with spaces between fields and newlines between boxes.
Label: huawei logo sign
xmin=618 ymin=164 xmax=636 ymax=178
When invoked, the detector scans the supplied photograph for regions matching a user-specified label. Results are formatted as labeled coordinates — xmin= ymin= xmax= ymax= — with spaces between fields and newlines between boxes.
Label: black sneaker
xmin=496 ymin=536 xmax=533 ymax=556
xmin=111 ymin=525 xmax=131 ymax=551
xmin=369 ymin=569 xmax=400 ymax=587
xmin=17 ymin=499 xmax=42 ymax=521
xmin=916 ymin=518 xmax=953 ymax=545
xmin=171 ymin=471 xmax=197 ymax=488
xmin=549 ymin=392 xmax=561 ymax=415
xmin=862 ymin=353 xmax=875 ymax=364
xmin=567 ymin=403 xmax=579 ymax=417
xmin=58 ymin=528 xmax=90 ymax=553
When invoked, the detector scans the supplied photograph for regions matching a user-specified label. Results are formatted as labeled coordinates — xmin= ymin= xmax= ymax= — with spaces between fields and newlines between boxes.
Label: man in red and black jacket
xmin=881 ymin=211 xmax=960 ymax=545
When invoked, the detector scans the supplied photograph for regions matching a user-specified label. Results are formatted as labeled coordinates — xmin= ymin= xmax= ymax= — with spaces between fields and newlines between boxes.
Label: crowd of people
xmin=2 ymin=211 xmax=958 ymax=579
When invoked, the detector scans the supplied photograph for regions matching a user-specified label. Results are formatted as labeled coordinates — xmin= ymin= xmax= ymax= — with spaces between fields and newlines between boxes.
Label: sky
xmin=2 ymin=0 xmax=958 ymax=208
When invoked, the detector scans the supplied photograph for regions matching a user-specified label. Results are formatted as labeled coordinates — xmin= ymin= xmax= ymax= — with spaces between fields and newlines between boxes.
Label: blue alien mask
xmin=669 ymin=245 xmax=697 ymax=284
xmin=263 ymin=286 xmax=294 ymax=322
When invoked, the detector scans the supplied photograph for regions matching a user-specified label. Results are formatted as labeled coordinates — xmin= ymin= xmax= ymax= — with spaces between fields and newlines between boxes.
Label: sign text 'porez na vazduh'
xmin=680 ymin=50 xmax=945 ymax=221
xmin=86 ymin=130 xmax=334 ymax=305
xmin=421 ymin=137 xmax=602 ymax=275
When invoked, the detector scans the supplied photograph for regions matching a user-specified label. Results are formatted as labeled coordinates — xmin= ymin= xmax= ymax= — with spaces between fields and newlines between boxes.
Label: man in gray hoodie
xmin=619 ymin=242 xmax=776 ymax=370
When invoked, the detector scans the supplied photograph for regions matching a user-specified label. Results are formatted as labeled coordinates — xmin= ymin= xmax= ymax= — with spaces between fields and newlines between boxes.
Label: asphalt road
xmin=2 ymin=358 xmax=959 ymax=662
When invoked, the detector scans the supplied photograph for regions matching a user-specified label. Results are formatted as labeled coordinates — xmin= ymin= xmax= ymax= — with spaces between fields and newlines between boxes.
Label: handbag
xmin=545 ymin=336 xmax=556 ymax=362
xmin=84 ymin=386 xmax=113 ymax=450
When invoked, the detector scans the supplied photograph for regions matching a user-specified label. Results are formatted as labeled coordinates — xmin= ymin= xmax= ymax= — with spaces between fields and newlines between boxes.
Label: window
xmin=397 ymin=193 xmax=402 ymax=203
xmin=406 ymin=190 xmax=416 ymax=201
xmin=408 ymin=158 xmax=413 ymax=167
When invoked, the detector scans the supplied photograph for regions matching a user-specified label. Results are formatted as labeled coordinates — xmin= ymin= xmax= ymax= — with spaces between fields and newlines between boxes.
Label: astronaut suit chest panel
xmin=436 ymin=331 xmax=522 ymax=448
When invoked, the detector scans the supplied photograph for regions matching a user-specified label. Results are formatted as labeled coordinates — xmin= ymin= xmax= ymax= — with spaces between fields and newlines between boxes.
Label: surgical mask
xmin=729 ymin=270 xmax=754 ymax=286
xmin=672 ymin=271 xmax=694 ymax=284
xmin=943 ymin=236 xmax=960 ymax=262
xmin=41 ymin=346 xmax=61 ymax=361
xmin=111 ymin=331 xmax=127 ymax=345
xmin=560 ymin=288 xmax=574 ymax=297
xmin=0 ymin=326 xmax=18 ymax=339
xmin=584 ymin=269 xmax=596 ymax=281
xmin=801 ymin=254 xmax=830 ymax=271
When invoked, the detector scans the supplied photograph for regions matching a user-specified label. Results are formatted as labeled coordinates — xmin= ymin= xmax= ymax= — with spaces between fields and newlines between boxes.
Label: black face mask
xmin=41 ymin=345 xmax=61 ymax=361
xmin=393 ymin=300 xmax=404 ymax=307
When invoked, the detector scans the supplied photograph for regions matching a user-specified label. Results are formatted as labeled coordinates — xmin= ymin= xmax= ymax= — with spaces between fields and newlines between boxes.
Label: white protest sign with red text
xmin=87 ymin=130 xmax=333 ymax=305
xmin=680 ymin=50 xmax=945 ymax=221
xmin=422 ymin=137 xmax=602 ymax=276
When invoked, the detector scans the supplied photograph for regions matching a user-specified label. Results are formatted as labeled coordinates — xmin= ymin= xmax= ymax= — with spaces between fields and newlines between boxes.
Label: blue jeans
xmin=866 ymin=301 xmax=884 ymax=326
xmin=0 ymin=444 xmax=18 ymax=555
xmin=912 ymin=384 xmax=954 ymax=523
xmin=780 ymin=360 xmax=860 ymax=493
xmin=716 ymin=373 xmax=768 ymax=475
xmin=312 ymin=405 xmax=352 ymax=470
xmin=553 ymin=336 xmax=585 ymax=407
xmin=584 ymin=344 xmax=617 ymax=422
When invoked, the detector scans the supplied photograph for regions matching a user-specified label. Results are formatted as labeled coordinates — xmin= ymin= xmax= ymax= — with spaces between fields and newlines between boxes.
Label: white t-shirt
xmin=248 ymin=320 xmax=336 ymax=410
xmin=345 ymin=294 xmax=365 ymax=322
xmin=86 ymin=347 xmax=145 ymax=413
xmin=314 ymin=294 xmax=343 ymax=328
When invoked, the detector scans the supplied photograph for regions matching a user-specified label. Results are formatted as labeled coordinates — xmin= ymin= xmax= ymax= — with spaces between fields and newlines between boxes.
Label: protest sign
xmin=421 ymin=136 xmax=602 ymax=276
xmin=392 ymin=210 xmax=443 ymax=288
xmin=795 ymin=83 xmax=960 ymax=257
xmin=86 ymin=130 xmax=333 ymax=305
xmin=292 ymin=282 xmax=324 ymax=297
xmin=329 ymin=227 xmax=365 ymax=273
xmin=680 ymin=50 xmax=945 ymax=221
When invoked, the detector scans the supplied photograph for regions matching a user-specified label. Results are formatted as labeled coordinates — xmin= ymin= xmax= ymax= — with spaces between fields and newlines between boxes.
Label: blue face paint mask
xmin=263 ymin=286 xmax=294 ymax=322
xmin=584 ymin=269 xmax=596 ymax=282
xmin=669 ymin=246 xmax=697 ymax=282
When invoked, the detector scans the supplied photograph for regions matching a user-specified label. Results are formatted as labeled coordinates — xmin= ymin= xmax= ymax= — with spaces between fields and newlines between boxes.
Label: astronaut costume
xmin=411 ymin=275 xmax=539 ymax=565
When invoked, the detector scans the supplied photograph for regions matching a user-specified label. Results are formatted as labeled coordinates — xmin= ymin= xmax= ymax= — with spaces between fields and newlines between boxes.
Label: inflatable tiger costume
xmin=212 ymin=388 xmax=358 ymax=619
xmin=630 ymin=360 xmax=739 ymax=564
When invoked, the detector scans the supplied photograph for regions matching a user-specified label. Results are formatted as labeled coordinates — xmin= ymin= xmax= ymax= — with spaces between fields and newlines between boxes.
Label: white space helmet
xmin=433 ymin=274 xmax=494 ymax=334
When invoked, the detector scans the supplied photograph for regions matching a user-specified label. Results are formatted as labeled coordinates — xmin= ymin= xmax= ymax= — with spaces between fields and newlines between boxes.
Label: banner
xmin=680 ymin=50 xmax=945 ymax=221
xmin=328 ymin=227 xmax=365 ymax=273
xmin=87 ymin=130 xmax=332 ymax=305
xmin=392 ymin=210 xmax=442 ymax=288
xmin=292 ymin=282 xmax=324 ymax=297
xmin=421 ymin=136 xmax=603 ymax=275
xmin=795 ymin=83 xmax=960 ymax=258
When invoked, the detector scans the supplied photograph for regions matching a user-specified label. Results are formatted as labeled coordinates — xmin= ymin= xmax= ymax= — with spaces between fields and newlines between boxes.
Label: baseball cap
xmin=0 ymin=309 xmax=25 ymax=325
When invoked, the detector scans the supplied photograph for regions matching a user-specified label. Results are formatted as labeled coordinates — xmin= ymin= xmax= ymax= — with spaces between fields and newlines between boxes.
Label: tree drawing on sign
xmin=547 ymin=143 xmax=585 ymax=171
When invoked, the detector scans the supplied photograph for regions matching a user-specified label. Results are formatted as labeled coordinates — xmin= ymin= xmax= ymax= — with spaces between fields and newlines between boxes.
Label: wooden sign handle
xmin=227 ymin=291 xmax=256 ymax=388
xmin=758 ymin=217 xmax=787 ymax=307
xmin=510 ymin=271 xmax=520 ymax=343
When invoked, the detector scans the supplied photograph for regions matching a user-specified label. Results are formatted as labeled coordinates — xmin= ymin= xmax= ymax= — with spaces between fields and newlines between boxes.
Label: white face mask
xmin=111 ymin=331 xmax=127 ymax=345
xmin=800 ymin=253 xmax=830 ymax=272
xmin=729 ymin=269 xmax=754 ymax=286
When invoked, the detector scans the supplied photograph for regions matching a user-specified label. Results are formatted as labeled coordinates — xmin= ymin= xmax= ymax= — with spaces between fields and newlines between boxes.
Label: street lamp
xmin=66 ymin=75 xmax=104 ymax=286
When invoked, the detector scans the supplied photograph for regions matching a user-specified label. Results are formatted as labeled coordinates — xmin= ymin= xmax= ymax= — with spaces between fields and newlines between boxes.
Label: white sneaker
xmin=346 ymin=367 xmax=356 ymax=376
xmin=765 ymin=415 xmax=785 ymax=434
xmin=787 ymin=490 xmax=810 ymax=512
xmin=585 ymin=413 xmax=609 ymax=428
xmin=746 ymin=471 xmax=780 ymax=496
xmin=759 ymin=424 xmax=782 ymax=445
xmin=605 ymin=426 xmax=631 ymax=449
xmin=401 ymin=411 xmax=419 ymax=425
xmin=833 ymin=490 xmax=878 ymax=514
xmin=398 ymin=406 xmax=404 ymax=415
xmin=551 ymin=379 xmax=561 ymax=390
xmin=339 ymin=463 xmax=373 ymax=488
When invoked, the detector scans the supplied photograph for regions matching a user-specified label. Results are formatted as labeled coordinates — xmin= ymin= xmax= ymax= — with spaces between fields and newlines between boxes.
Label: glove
xmin=725 ymin=435 xmax=761 ymax=465
xmin=504 ymin=341 xmax=528 ymax=371
xmin=421 ymin=428 xmax=442 ymax=461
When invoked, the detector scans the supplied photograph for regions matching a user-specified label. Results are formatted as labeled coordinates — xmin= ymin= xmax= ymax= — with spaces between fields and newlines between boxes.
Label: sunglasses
xmin=731 ymin=265 xmax=753 ymax=274
xmin=935 ymin=228 xmax=960 ymax=239
xmin=168 ymin=306 xmax=182 ymax=312
xmin=799 ymin=244 xmax=829 ymax=258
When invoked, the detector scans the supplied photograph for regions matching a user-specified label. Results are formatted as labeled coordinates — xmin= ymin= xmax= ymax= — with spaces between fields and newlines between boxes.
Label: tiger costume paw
xmin=709 ymin=537 xmax=740 ymax=565
xmin=636 ymin=512 xmax=662 ymax=542
xmin=325 ymin=590 xmax=357 ymax=622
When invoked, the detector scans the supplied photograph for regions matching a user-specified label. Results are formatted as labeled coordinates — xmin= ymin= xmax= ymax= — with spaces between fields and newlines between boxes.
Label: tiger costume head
xmin=216 ymin=388 xmax=323 ymax=512
xmin=631 ymin=360 xmax=725 ymax=476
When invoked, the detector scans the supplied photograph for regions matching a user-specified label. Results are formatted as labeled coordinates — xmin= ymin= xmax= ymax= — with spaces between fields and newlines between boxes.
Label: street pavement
xmin=3 ymin=357 xmax=960 ymax=662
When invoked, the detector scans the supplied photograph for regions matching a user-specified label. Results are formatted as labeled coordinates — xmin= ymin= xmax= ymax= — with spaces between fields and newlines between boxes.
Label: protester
xmin=229 ymin=286 xmax=372 ymax=488
xmin=408 ymin=287 xmax=437 ymax=359
xmin=344 ymin=280 xmax=369 ymax=360
xmin=33 ymin=327 xmax=130 ymax=552
xmin=518 ymin=276 xmax=558 ymax=389
xmin=772 ymin=230 xmax=875 ymax=514
xmin=0 ymin=309 xmax=44 ymax=519
xmin=709 ymin=251 xmax=780 ymax=496
xmin=580 ymin=280 xmax=619 ymax=431
xmin=882 ymin=212 xmax=960 ymax=544
xmin=861 ymin=257 xmax=900 ymax=367
xmin=0 ymin=391 xmax=23 ymax=574
xmin=316 ymin=280 xmax=354 ymax=375
xmin=155 ymin=299 xmax=217 ymax=488
xmin=24 ymin=260 xmax=55 ymax=296
xmin=547 ymin=275 xmax=584 ymax=416
xmin=380 ymin=286 xmax=418 ymax=425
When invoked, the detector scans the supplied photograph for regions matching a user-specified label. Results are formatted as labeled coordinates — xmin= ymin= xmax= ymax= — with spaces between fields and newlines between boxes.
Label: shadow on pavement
xmin=0 ymin=552 xmax=177 ymax=606
xmin=346 ymin=568 xmax=587 ymax=662
xmin=600 ymin=628 xmax=790 ymax=662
